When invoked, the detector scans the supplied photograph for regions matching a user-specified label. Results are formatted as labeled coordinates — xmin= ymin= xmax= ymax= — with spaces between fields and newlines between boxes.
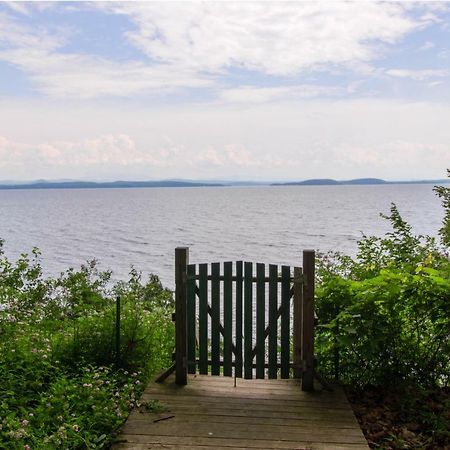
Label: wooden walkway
xmin=113 ymin=374 xmax=369 ymax=450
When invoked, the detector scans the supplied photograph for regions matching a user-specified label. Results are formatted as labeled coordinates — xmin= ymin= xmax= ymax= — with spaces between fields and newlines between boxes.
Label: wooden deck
xmin=113 ymin=374 xmax=369 ymax=450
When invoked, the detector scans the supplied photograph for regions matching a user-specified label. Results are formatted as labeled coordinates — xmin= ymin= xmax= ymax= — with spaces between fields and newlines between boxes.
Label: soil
xmin=346 ymin=385 xmax=450 ymax=450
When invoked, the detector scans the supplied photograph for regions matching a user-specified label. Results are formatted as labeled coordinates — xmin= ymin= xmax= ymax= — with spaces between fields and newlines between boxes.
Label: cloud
xmin=438 ymin=49 xmax=450 ymax=59
xmin=2 ymin=50 xmax=211 ymax=98
xmin=386 ymin=68 xmax=449 ymax=80
xmin=0 ymin=10 xmax=211 ymax=98
xmin=218 ymin=84 xmax=346 ymax=103
xmin=0 ymin=135 xmax=27 ymax=167
xmin=0 ymin=134 xmax=158 ymax=168
xmin=3 ymin=2 xmax=53 ymax=15
xmin=38 ymin=135 xmax=147 ymax=166
xmin=419 ymin=40 xmax=435 ymax=51
xmin=0 ymin=3 xmax=442 ymax=98
xmin=3 ymin=2 xmax=31 ymax=16
xmin=0 ymin=98 xmax=448 ymax=180
xmin=428 ymin=80 xmax=444 ymax=87
xmin=0 ymin=11 xmax=64 ymax=51
xmin=334 ymin=141 xmax=449 ymax=171
xmin=0 ymin=132 xmax=281 ymax=179
xmin=107 ymin=2 xmax=434 ymax=76
xmin=194 ymin=144 xmax=281 ymax=168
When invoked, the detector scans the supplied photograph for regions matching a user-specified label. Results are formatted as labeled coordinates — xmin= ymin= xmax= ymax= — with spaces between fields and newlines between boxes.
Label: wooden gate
xmin=174 ymin=247 xmax=315 ymax=391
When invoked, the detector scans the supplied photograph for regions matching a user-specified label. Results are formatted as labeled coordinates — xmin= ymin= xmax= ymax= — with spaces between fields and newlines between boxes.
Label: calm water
xmin=0 ymin=184 xmax=445 ymax=289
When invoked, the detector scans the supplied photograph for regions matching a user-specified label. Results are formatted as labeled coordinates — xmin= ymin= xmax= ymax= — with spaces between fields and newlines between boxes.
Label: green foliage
xmin=316 ymin=174 xmax=450 ymax=389
xmin=433 ymin=169 xmax=450 ymax=247
xmin=0 ymin=247 xmax=174 ymax=449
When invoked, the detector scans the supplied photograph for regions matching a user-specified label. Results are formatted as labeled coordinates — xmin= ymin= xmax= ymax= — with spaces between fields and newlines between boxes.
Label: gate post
xmin=301 ymin=250 xmax=315 ymax=391
xmin=175 ymin=247 xmax=189 ymax=385
xmin=292 ymin=267 xmax=303 ymax=379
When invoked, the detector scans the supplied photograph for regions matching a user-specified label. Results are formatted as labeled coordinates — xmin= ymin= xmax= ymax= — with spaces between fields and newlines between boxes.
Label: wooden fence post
xmin=175 ymin=247 xmax=189 ymax=385
xmin=292 ymin=267 xmax=303 ymax=378
xmin=115 ymin=296 xmax=121 ymax=367
xmin=302 ymin=249 xmax=315 ymax=391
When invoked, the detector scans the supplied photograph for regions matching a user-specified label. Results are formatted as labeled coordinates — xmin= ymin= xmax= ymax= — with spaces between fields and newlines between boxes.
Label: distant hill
xmin=0 ymin=180 xmax=224 ymax=190
xmin=0 ymin=178 xmax=447 ymax=190
xmin=272 ymin=178 xmax=448 ymax=186
xmin=344 ymin=178 xmax=386 ymax=185
xmin=297 ymin=179 xmax=340 ymax=186
xmin=272 ymin=178 xmax=385 ymax=186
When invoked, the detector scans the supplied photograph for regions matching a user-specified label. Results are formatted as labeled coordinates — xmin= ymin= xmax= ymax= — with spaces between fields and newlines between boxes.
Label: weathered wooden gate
xmin=174 ymin=247 xmax=316 ymax=391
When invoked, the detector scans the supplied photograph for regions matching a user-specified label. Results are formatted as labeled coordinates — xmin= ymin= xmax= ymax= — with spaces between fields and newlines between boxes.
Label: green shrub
xmin=316 ymin=173 xmax=450 ymax=388
xmin=0 ymin=247 xmax=175 ymax=449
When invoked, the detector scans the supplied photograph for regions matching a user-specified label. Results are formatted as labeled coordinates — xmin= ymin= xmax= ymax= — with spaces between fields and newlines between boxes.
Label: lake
xmin=0 ymin=184 xmax=445 ymax=289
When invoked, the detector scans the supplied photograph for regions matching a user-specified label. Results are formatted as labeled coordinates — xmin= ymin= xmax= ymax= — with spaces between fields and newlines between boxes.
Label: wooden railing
xmin=173 ymin=247 xmax=316 ymax=391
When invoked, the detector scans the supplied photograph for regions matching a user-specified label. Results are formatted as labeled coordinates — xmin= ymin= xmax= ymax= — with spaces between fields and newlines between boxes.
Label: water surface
xmin=0 ymin=184 xmax=444 ymax=288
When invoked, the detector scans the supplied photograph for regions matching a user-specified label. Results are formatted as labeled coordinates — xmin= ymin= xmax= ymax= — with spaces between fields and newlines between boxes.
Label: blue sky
xmin=0 ymin=1 xmax=449 ymax=181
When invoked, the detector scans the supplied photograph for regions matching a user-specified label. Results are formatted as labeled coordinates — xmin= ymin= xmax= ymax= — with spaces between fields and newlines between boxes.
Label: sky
xmin=0 ymin=1 xmax=449 ymax=182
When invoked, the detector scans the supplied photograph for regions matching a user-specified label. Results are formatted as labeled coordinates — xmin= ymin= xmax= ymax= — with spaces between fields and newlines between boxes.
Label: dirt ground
xmin=346 ymin=386 xmax=450 ymax=450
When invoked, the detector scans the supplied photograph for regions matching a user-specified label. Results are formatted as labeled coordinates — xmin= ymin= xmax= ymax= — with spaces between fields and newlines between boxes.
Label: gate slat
xmin=187 ymin=264 xmax=196 ymax=374
xmin=235 ymin=261 xmax=243 ymax=378
xmin=223 ymin=262 xmax=233 ymax=376
xmin=256 ymin=263 xmax=265 ymax=379
xmin=268 ymin=264 xmax=278 ymax=379
xmin=280 ymin=265 xmax=291 ymax=379
xmin=244 ymin=262 xmax=253 ymax=379
xmin=198 ymin=263 xmax=208 ymax=374
xmin=211 ymin=262 xmax=221 ymax=375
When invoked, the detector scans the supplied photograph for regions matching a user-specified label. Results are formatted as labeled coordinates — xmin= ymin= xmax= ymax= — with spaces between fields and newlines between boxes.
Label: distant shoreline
xmin=0 ymin=178 xmax=448 ymax=190
xmin=271 ymin=178 xmax=449 ymax=187
xmin=0 ymin=180 xmax=225 ymax=190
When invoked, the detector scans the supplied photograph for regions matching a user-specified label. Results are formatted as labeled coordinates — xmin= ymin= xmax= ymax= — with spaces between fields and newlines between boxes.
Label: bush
xmin=316 ymin=174 xmax=450 ymax=388
xmin=0 ymin=246 xmax=174 ymax=449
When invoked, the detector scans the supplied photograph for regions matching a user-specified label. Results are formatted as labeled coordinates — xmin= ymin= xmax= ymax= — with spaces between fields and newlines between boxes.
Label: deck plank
xmin=112 ymin=374 xmax=369 ymax=450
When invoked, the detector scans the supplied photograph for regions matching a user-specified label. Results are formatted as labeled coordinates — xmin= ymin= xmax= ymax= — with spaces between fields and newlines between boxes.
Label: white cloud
xmin=438 ymin=49 xmax=450 ymax=59
xmin=0 ymin=134 xmax=157 ymax=168
xmin=1 ymin=50 xmax=211 ymax=98
xmin=218 ymin=84 xmax=345 ymax=103
xmin=37 ymin=135 xmax=149 ymax=166
xmin=194 ymin=144 xmax=281 ymax=168
xmin=106 ymin=2 xmax=428 ymax=76
xmin=386 ymin=68 xmax=450 ymax=80
xmin=0 ymin=11 xmax=64 ymax=51
xmin=428 ymin=80 xmax=444 ymax=87
xmin=0 ymin=131 xmax=281 ymax=178
xmin=0 ymin=10 xmax=211 ymax=98
xmin=334 ymin=141 xmax=449 ymax=172
xmin=4 ymin=2 xmax=31 ymax=16
xmin=0 ymin=98 xmax=448 ymax=181
xmin=0 ymin=3 xmax=442 ymax=98
xmin=419 ymin=40 xmax=435 ymax=51
xmin=4 ymin=2 xmax=54 ymax=15
xmin=0 ymin=135 xmax=27 ymax=167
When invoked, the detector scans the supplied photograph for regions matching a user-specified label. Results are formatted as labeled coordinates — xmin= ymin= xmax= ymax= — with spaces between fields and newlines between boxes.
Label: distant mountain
xmin=0 ymin=180 xmax=34 ymax=185
xmin=1 ymin=178 xmax=447 ymax=190
xmin=272 ymin=178 xmax=381 ymax=186
xmin=277 ymin=178 xmax=341 ymax=186
xmin=272 ymin=178 xmax=448 ymax=186
xmin=166 ymin=178 xmax=270 ymax=186
xmin=344 ymin=178 xmax=386 ymax=185
xmin=0 ymin=180 xmax=224 ymax=190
